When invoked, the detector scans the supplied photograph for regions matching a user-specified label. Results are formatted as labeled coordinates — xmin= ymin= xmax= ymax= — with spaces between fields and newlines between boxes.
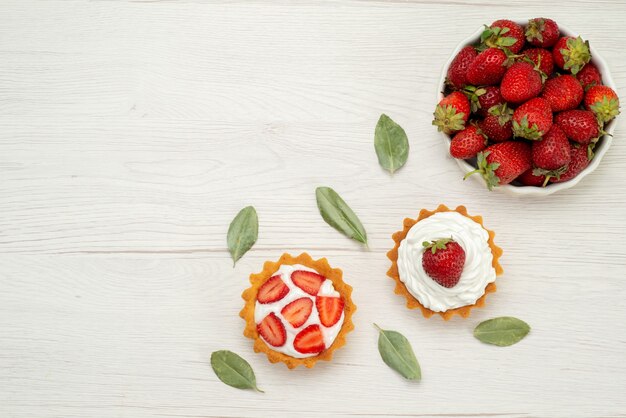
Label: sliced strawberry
xmin=257 ymin=312 xmax=286 ymax=347
xmin=293 ymin=324 xmax=326 ymax=354
xmin=315 ymin=296 xmax=344 ymax=327
xmin=291 ymin=270 xmax=325 ymax=296
xmin=280 ymin=297 xmax=313 ymax=328
xmin=257 ymin=275 xmax=289 ymax=304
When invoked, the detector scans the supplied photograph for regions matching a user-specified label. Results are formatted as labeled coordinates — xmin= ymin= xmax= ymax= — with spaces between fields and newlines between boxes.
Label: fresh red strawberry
xmin=517 ymin=168 xmax=547 ymax=187
xmin=316 ymin=296 xmax=344 ymax=327
xmin=466 ymin=48 xmax=508 ymax=86
xmin=482 ymin=19 xmax=526 ymax=53
xmin=576 ymin=62 xmax=602 ymax=90
xmin=257 ymin=312 xmax=286 ymax=347
xmin=541 ymin=75 xmax=583 ymax=112
xmin=512 ymin=97 xmax=553 ymax=140
xmin=553 ymin=36 xmax=591 ymax=75
xmin=465 ymin=141 xmax=532 ymax=189
xmin=478 ymin=103 xmax=513 ymax=142
xmin=281 ymin=297 xmax=313 ymax=328
xmin=550 ymin=144 xmax=591 ymax=183
xmin=476 ymin=86 xmax=503 ymax=117
xmin=523 ymin=48 xmax=554 ymax=78
xmin=257 ymin=275 xmax=289 ymax=304
xmin=291 ymin=270 xmax=325 ymax=296
xmin=421 ymin=238 xmax=466 ymax=288
xmin=532 ymin=125 xmax=571 ymax=170
xmin=433 ymin=91 xmax=471 ymax=134
xmin=447 ymin=46 xmax=478 ymax=90
xmin=584 ymin=85 xmax=620 ymax=123
xmin=555 ymin=110 xmax=600 ymax=145
xmin=449 ymin=125 xmax=487 ymax=159
xmin=500 ymin=61 xmax=543 ymax=104
xmin=525 ymin=18 xmax=560 ymax=48
xmin=293 ymin=324 xmax=325 ymax=354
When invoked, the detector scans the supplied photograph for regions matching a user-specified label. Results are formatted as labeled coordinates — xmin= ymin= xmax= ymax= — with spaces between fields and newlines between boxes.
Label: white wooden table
xmin=2 ymin=1 xmax=626 ymax=417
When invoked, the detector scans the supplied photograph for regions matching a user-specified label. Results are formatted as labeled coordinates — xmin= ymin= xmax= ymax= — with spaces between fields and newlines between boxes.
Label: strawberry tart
xmin=387 ymin=205 xmax=503 ymax=320
xmin=240 ymin=253 xmax=356 ymax=369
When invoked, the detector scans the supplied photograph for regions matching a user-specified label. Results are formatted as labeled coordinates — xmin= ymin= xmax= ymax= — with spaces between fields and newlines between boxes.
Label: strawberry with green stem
xmin=464 ymin=141 xmax=532 ymax=189
xmin=525 ymin=18 xmax=560 ymax=48
xmin=481 ymin=20 xmax=526 ymax=53
xmin=584 ymin=85 xmax=620 ymax=123
xmin=421 ymin=238 xmax=466 ymax=288
xmin=553 ymin=36 xmax=591 ymax=75
xmin=479 ymin=103 xmax=513 ymax=142
xmin=512 ymin=97 xmax=553 ymax=140
xmin=433 ymin=91 xmax=470 ymax=134
xmin=532 ymin=125 xmax=572 ymax=185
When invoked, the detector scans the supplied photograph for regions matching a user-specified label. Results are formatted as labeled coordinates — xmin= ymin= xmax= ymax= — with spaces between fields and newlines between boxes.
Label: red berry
xmin=584 ymin=85 xmax=620 ymax=123
xmin=449 ymin=125 xmax=487 ymax=159
xmin=476 ymin=86 xmax=503 ymax=117
xmin=478 ymin=103 xmax=514 ymax=142
xmin=555 ymin=110 xmax=600 ymax=145
xmin=523 ymin=48 xmax=554 ymax=77
xmin=447 ymin=46 xmax=478 ymax=90
xmin=281 ymin=297 xmax=313 ymax=328
xmin=501 ymin=61 xmax=543 ymax=104
xmin=291 ymin=270 xmax=325 ymax=296
xmin=550 ymin=144 xmax=591 ymax=183
xmin=517 ymin=168 xmax=547 ymax=187
xmin=553 ymin=36 xmax=591 ymax=75
xmin=466 ymin=141 xmax=532 ymax=189
xmin=525 ymin=18 xmax=560 ymax=48
xmin=466 ymin=48 xmax=508 ymax=86
xmin=576 ymin=62 xmax=602 ymax=90
xmin=512 ymin=97 xmax=553 ymax=140
xmin=315 ymin=296 xmax=344 ymax=327
xmin=421 ymin=238 xmax=466 ymax=288
xmin=532 ymin=125 xmax=571 ymax=170
xmin=484 ymin=19 xmax=526 ymax=53
xmin=257 ymin=275 xmax=289 ymax=304
xmin=257 ymin=312 xmax=287 ymax=347
xmin=293 ymin=324 xmax=325 ymax=354
xmin=433 ymin=91 xmax=471 ymax=134
xmin=541 ymin=75 xmax=583 ymax=112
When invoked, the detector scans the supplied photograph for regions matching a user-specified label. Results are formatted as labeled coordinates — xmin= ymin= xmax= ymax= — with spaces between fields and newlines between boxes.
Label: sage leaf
xmin=227 ymin=206 xmax=258 ymax=266
xmin=474 ymin=316 xmax=531 ymax=347
xmin=210 ymin=350 xmax=263 ymax=392
xmin=315 ymin=187 xmax=367 ymax=245
xmin=374 ymin=324 xmax=421 ymax=380
xmin=374 ymin=114 xmax=409 ymax=174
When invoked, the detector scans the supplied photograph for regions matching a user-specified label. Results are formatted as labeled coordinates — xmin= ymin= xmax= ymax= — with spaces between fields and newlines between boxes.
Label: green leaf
xmin=227 ymin=206 xmax=258 ymax=266
xmin=315 ymin=187 xmax=368 ymax=245
xmin=374 ymin=114 xmax=409 ymax=174
xmin=374 ymin=324 xmax=421 ymax=380
xmin=210 ymin=350 xmax=263 ymax=392
xmin=474 ymin=316 xmax=531 ymax=347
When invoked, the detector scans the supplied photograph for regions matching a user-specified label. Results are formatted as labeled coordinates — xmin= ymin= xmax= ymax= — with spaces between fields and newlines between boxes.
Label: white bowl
xmin=437 ymin=20 xmax=617 ymax=196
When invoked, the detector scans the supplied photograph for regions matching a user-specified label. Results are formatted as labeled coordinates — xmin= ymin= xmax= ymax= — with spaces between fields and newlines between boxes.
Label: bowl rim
xmin=437 ymin=19 xmax=617 ymax=196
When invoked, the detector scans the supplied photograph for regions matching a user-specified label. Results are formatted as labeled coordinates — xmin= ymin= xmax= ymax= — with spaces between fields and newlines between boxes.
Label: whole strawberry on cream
xmin=241 ymin=253 xmax=355 ymax=369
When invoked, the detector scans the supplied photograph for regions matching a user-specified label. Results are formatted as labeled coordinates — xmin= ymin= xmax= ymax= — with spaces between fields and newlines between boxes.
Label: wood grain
xmin=1 ymin=1 xmax=626 ymax=417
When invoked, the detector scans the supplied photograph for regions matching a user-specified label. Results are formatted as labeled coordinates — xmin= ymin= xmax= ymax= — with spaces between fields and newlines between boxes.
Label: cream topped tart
xmin=387 ymin=205 xmax=503 ymax=320
xmin=241 ymin=253 xmax=355 ymax=368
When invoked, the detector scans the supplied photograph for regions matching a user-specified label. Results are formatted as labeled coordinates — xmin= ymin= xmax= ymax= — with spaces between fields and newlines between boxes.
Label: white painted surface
xmin=1 ymin=1 xmax=626 ymax=417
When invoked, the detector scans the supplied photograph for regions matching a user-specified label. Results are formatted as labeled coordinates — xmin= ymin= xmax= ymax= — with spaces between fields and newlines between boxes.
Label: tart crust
xmin=240 ymin=252 xmax=356 ymax=369
xmin=386 ymin=204 xmax=503 ymax=320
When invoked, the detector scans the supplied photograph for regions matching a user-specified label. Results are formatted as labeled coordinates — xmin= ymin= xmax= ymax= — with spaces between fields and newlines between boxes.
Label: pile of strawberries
xmin=434 ymin=18 xmax=620 ymax=189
